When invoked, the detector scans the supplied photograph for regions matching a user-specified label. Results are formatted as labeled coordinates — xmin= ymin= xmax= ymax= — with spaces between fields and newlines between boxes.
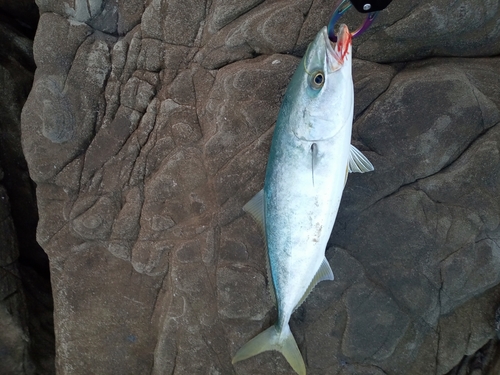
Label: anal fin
xmin=294 ymin=258 xmax=334 ymax=310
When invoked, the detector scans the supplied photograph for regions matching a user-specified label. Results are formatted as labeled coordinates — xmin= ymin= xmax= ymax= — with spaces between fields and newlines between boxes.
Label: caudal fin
xmin=232 ymin=324 xmax=306 ymax=375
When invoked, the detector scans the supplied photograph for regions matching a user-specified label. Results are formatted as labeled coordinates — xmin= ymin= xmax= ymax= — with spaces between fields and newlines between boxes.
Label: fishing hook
xmin=327 ymin=0 xmax=379 ymax=42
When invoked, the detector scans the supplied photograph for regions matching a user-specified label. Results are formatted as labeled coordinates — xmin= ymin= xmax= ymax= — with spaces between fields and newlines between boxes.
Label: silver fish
xmin=232 ymin=24 xmax=374 ymax=375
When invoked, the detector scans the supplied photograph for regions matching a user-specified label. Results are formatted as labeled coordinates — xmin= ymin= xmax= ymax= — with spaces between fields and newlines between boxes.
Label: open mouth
xmin=325 ymin=24 xmax=352 ymax=70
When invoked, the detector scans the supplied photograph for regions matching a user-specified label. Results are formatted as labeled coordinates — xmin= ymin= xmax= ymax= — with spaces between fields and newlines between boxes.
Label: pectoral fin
xmin=311 ymin=143 xmax=318 ymax=186
xmin=348 ymin=145 xmax=374 ymax=173
xmin=295 ymin=258 xmax=334 ymax=310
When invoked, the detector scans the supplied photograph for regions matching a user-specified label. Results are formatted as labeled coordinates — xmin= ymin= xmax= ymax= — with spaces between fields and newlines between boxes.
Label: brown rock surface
xmin=19 ymin=0 xmax=500 ymax=374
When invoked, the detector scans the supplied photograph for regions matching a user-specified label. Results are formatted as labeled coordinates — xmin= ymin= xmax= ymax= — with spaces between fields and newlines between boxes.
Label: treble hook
xmin=327 ymin=0 xmax=378 ymax=42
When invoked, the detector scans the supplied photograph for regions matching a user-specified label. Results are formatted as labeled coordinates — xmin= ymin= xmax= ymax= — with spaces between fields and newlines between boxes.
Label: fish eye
xmin=311 ymin=71 xmax=325 ymax=89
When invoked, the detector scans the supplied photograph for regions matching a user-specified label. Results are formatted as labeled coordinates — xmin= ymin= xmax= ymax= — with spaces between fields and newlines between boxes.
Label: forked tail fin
xmin=232 ymin=324 xmax=306 ymax=375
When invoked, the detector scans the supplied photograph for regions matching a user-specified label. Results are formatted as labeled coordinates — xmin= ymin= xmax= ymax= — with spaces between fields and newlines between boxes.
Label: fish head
xmin=291 ymin=24 xmax=353 ymax=142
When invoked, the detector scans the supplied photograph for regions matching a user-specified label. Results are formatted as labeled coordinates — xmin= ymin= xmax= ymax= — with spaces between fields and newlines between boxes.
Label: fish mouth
xmin=324 ymin=24 xmax=351 ymax=71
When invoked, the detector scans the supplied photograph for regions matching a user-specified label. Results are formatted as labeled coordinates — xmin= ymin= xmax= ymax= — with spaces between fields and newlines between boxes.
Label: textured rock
xmin=20 ymin=0 xmax=500 ymax=374
xmin=0 ymin=2 xmax=54 ymax=374
xmin=0 ymin=183 xmax=33 ymax=375
xmin=0 ymin=304 xmax=30 ymax=375
xmin=352 ymin=0 xmax=500 ymax=62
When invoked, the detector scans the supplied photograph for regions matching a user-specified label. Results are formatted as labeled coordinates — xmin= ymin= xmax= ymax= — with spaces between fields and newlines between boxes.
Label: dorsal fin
xmin=294 ymin=258 xmax=334 ymax=310
xmin=348 ymin=144 xmax=374 ymax=173
xmin=242 ymin=190 xmax=276 ymax=303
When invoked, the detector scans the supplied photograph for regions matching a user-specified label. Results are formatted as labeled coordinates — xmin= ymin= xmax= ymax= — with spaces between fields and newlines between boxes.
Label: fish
xmin=231 ymin=24 xmax=374 ymax=375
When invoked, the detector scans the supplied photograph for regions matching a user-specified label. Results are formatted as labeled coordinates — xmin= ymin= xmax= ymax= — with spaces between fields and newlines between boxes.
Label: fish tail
xmin=232 ymin=324 xmax=306 ymax=375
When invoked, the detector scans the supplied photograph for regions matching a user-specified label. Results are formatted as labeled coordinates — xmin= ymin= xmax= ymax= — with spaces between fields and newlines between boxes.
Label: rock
xmin=0 ymin=184 xmax=34 ymax=375
xmin=442 ymin=288 xmax=500 ymax=375
xmin=353 ymin=1 xmax=500 ymax=62
xmin=196 ymin=0 xmax=310 ymax=69
xmin=0 ymin=303 xmax=31 ymax=375
xmin=352 ymin=59 xmax=396 ymax=118
xmin=0 ymin=2 xmax=54 ymax=374
xmin=0 ymin=0 xmax=38 ymax=38
xmin=20 ymin=0 xmax=500 ymax=374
